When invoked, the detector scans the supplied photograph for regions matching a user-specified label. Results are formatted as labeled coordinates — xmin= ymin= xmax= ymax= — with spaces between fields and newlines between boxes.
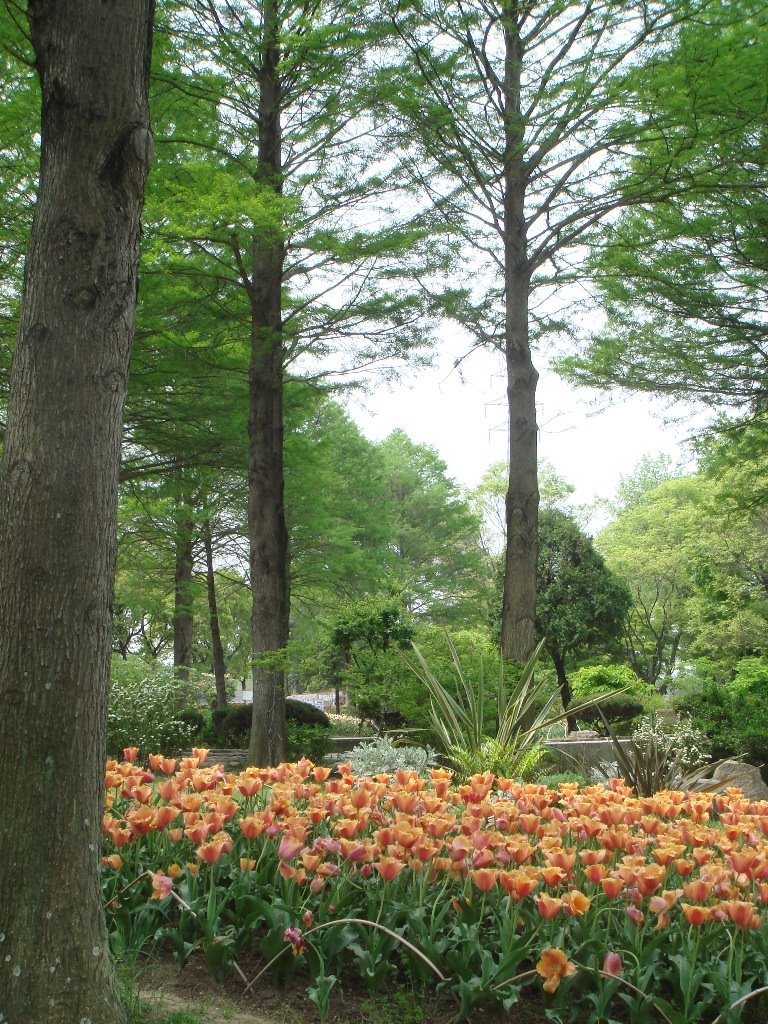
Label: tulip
xmin=283 ymin=927 xmax=306 ymax=956
xmin=123 ymin=747 xmax=139 ymax=763
xmin=149 ymin=869 xmax=173 ymax=900
xmin=469 ymin=868 xmax=498 ymax=892
xmin=681 ymin=903 xmax=711 ymax=926
xmin=602 ymin=952 xmax=623 ymax=977
xmin=565 ymin=890 xmax=591 ymax=916
xmin=374 ymin=857 xmax=405 ymax=881
xmin=196 ymin=840 xmax=226 ymax=864
xmin=536 ymin=948 xmax=577 ymax=993
xmin=536 ymin=893 xmax=563 ymax=919
xmin=278 ymin=834 xmax=305 ymax=861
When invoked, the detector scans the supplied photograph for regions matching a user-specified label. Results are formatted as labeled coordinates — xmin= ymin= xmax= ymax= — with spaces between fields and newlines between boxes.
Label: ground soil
xmin=135 ymin=954 xmax=552 ymax=1024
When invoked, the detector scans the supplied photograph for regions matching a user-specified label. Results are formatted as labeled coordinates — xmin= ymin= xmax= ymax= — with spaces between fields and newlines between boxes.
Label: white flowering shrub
xmin=108 ymin=656 xmax=204 ymax=756
xmin=350 ymin=735 xmax=438 ymax=777
xmin=631 ymin=713 xmax=711 ymax=776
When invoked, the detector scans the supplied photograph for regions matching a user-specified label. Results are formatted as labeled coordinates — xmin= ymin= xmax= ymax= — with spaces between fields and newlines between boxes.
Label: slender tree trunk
xmin=0 ymin=3 xmax=153 ymax=1021
xmin=203 ymin=517 xmax=228 ymax=710
xmin=501 ymin=4 xmax=539 ymax=663
xmin=247 ymin=0 xmax=288 ymax=766
xmin=173 ymin=491 xmax=195 ymax=682
xmin=551 ymin=650 xmax=577 ymax=734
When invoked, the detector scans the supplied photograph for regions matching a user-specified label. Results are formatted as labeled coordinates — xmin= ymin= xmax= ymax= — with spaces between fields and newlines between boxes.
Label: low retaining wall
xmin=543 ymin=737 xmax=631 ymax=773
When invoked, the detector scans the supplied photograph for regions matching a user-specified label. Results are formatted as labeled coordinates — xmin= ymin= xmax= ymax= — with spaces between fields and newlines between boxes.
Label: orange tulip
xmin=374 ymin=857 xmax=405 ymax=881
xmin=683 ymin=879 xmax=712 ymax=902
xmin=240 ymin=814 xmax=266 ymax=839
xmin=196 ymin=840 xmax=226 ymax=864
xmin=536 ymin=893 xmax=563 ymax=919
xmin=536 ymin=948 xmax=576 ymax=993
xmin=152 ymin=806 xmax=179 ymax=830
xmin=600 ymin=876 xmax=624 ymax=899
xmin=720 ymin=900 xmax=761 ymax=929
xmin=681 ymin=903 xmax=711 ymax=926
xmin=469 ymin=868 xmax=498 ymax=892
xmin=278 ymin=834 xmax=305 ymax=861
xmin=123 ymin=747 xmax=139 ymax=763
xmin=565 ymin=890 xmax=591 ymax=916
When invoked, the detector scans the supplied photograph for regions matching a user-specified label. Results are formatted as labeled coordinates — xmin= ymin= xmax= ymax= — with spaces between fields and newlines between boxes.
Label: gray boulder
xmin=712 ymin=760 xmax=768 ymax=801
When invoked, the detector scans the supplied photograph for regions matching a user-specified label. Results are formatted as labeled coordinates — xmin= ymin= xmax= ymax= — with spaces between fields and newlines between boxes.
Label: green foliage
xmin=349 ymin=735 xmax=438 ymax=777
xmin=285 ymin=722 xmax=332 ymax=764
xmin=676 ymin=658 xmax=768 ymax=770
xmin=446 ymin=739 xmax=547 ymax=783
xmin=558 ymin=0 xmax=768 ymax=415
xmin=575 ymin=695 xmax=646 ymax=735
xmin=570 ymin=664 xmax=644 ymax=698
xmin=570 ymin=664 xmax=653 ymax=733
xmin=211 ymin=698 xmax=331 ymax=750
xmin=402 ymin=636 xmax=596 ymax=780
xmin=536 ymin=509 xmax=632 ymax=667
xmin=107 ymin=658 xmax=204 ymax=757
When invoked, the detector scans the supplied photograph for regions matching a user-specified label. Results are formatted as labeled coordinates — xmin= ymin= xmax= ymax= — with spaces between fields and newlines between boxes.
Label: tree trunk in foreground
xmin=501 ymin=7 xmax=539 ymax=663
xmin=0 ymin=3 xmax=153 ymax=1022
xmin=247 ymin=0 xmax=288 ymax=767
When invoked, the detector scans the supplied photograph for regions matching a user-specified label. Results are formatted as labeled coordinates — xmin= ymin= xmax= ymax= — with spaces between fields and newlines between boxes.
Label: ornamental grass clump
xmin=102 ymin=752 xmax=768 ymax=1023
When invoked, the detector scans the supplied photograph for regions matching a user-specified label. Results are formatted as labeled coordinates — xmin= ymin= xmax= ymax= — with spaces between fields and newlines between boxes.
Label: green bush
xmin=285 ymin=722 xmax=331 ymax=763
xmin=570 ymin=663 xmax=644 ymax=698
xmin=210 ymin=699 xmax=331 ymax=748
xmin=575 ymin=695 xmax=646 ymax=734
xmin=108 ymin=656 xmax=204 ymax=756
xmin=676 ymin=658 xmax=768 ymax=772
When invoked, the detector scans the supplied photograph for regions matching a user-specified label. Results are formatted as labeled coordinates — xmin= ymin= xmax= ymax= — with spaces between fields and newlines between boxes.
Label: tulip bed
xmin=104 ymin=748 xmax=768 ymax=1023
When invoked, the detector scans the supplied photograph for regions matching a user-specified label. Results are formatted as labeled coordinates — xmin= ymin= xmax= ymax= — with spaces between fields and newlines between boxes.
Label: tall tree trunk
xmin=501 ymin=4 xmax=539 ymax=663
xmin=173 ymin=491 xmax=195 ymax=682
xmin=203 ymin=516 xmax=228 ymax=710
xmin=247 ymin=0 xmax=288 ymax=766
xmin=0 ymin=3 xmax=153 ymax=1021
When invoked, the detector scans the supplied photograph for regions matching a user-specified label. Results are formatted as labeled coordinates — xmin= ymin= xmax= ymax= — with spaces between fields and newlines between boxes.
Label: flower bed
xmin=103 ymin=748 xmax=768 ymax=1022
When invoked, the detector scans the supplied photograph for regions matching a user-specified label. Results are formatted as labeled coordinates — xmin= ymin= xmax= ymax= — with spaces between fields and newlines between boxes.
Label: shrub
xmin=285 ymin=722 xmax=331 ymax=763
xmin=210 ymin=699 xmax=331 ymax=748
xmin=676 ymin=658 xmax=768 ymax=773
xmin=285 ymin=698 xmax=331 ymax=728
xmin=107 ymin=657 xmax=203 ymax=756
xmin=350 ymin=735 xmax=438 ymax=777
xmin=575 ymin=695 xmax=646 ymax=734
xmin=598 ymin=712 xmax=714 ymax=796
xmin=570 ymin=664 xmax=644 ymax=698
xmin=447 ymin=738 xmax=547 ymax=782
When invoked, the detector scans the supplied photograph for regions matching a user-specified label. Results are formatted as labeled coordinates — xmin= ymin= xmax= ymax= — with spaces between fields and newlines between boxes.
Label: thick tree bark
xmin=0 ymin=3 xmax=153 ymax=1022
xmin=247 ymin=0 xmax=288 ymax=766
xmin=203 ymin=517 xmax=229 ymax=710
xmin=501 ymin=3 xmax=539 ymax=663
xmin=173 ymin=492 xmax=195 ymax=682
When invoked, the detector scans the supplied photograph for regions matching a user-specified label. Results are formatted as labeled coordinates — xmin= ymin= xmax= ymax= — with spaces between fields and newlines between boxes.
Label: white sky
xmin=346 ymin=338 xmax=704 ymax=515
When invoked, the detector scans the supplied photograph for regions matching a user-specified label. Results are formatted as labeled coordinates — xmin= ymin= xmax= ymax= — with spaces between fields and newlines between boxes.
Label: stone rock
xmin=712 ymin=760 xmax=768 ymax=800
xmin=564 ymin=730 xmax=600 ymax=741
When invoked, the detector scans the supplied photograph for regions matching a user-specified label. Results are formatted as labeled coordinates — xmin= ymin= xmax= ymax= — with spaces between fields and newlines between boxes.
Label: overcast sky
xmin=346 ymin=339 xmax=703 ymax=516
